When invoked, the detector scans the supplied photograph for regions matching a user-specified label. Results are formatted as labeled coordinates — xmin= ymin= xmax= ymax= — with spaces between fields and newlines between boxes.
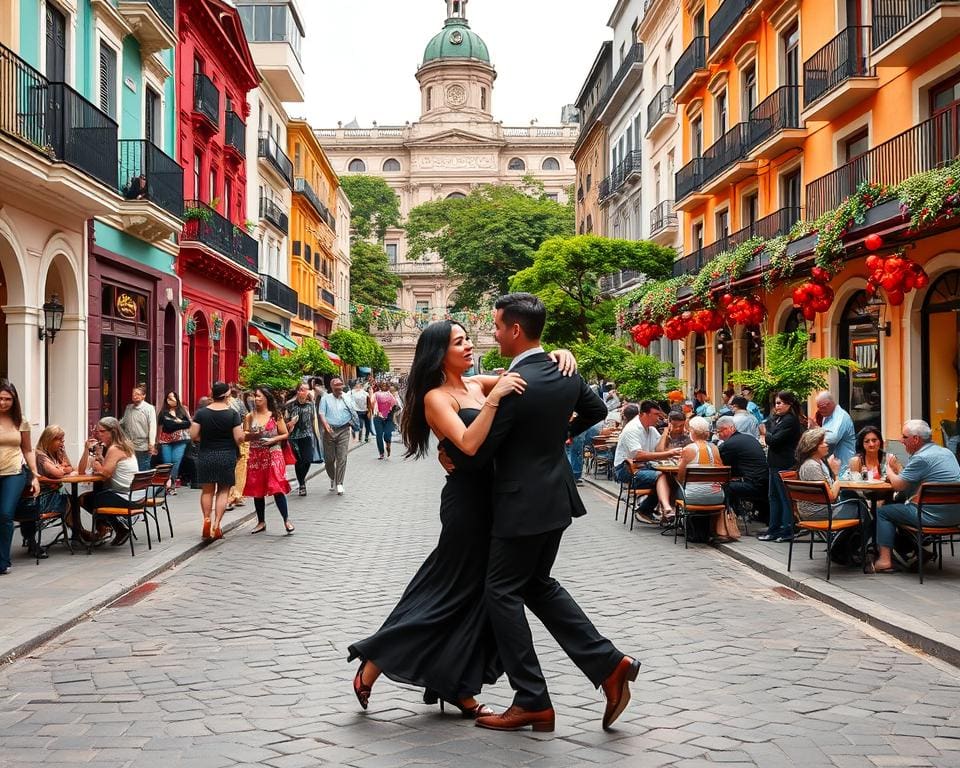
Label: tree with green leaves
xmin=480 ymin=348 xmax=510 ymax=372
xmin=239 ymin=338 xmax=337 ymax=391
xmin=404 ymin=181 xmax=574 ymax=309
xmin=349 ymin=240 xmax=402 ymax=308
xmin=338 ymin=175 xmax=401 ymax=241
xmin=328 ymin=328 xmax=389 ymax=371
xmin=570 ymin=333 xmax=630 ymax=384
xmin=615 ymin=353 xmax=675 ymax=403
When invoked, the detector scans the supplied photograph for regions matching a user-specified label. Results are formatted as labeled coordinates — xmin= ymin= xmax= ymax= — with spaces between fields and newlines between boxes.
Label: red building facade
xmin=176 ymin=0 xmax=259 ymax=407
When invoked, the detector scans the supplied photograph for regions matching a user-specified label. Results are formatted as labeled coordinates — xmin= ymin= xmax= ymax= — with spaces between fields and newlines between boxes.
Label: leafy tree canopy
xmin=511 ymin=235 xmax=677 ymax=344
xmin=339 ymin=175 xmax=401 ymax=241
xmin=480 ymin=348 xmax=511 ymax=372
xmin=239 ymin=338 xmax=337 ymax=391
xmin=404 ymin=180 xmax=574 ymax=309
xmin=350 ymin=240 xmax=402 ymax=308
xmin=615 ymin=353 xmax=675 ymax=403
xmin=570 ymin=334 xmax=630 ymax=384
xmin=329 ymin=328 xmax=389 ymax=370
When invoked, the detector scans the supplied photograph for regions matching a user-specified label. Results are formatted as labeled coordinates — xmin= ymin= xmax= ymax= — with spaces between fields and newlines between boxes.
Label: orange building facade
xmin=287 ymin=119 xmax=340 ymax=344
xmin=665 ymin=0 xmax=960 ymax=446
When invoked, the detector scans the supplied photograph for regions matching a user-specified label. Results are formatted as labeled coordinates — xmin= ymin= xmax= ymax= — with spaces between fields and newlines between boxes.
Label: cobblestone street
xmin=2 ymin=447 xmax=960 ymax=767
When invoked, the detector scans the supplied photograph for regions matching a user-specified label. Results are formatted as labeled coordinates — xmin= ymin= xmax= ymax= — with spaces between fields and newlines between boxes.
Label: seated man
xmin=613 ymin=400 xmax=681 ymax=523
xmin=716 ymin=415 xmax=770 ymax=524
xmin=873 ymin=419 xmax=960 ymax=572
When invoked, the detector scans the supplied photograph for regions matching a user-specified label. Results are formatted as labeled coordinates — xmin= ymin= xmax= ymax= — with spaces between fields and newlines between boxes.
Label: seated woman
xmin=658 ymin=410 xmax=692 ymax=452
xmin=676 ymin=416 xmax=725 ymax=509
xmin=77 ymin=417 xmax=146 ymax=548
xmin=847 ymin=425 xmax=900 ymax=480
xmin=794 ymin=428 xmax=866 ymax=524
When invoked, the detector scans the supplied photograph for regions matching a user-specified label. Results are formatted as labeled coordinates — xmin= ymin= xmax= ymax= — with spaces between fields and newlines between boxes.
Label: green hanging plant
xmin=812 ymin=181 xmax=889 ymax=273
xmin=894 ymin=158 xmax=960 ymax=231
xmin=690 ymin=235 xmax=766 ymax=304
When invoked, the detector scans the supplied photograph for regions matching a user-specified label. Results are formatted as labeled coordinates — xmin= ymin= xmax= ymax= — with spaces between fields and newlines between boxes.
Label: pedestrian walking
xmin=156 ymin=391 xmax=191 ymax=493
xmin=189 ymin=382 xmax=244 ymax=541
xmin=350 ymin=380 xmax=372 ymax=443
xmin=0 ymin=380 xmax=40 ymax=575
xmin=372 ymin=381 xmax=398 ymax=460
xmin=318 ymin=377 xmax=357 ymax=495
xmin=120 ymin=386 xmax=157 ymax=471
xmin=226 ymin=385 xmax=248 ymax=510
xmin=285 ymin=382 xmax=320 ymax=496
xmin=245 ymin=386 xmax=294 ymax=535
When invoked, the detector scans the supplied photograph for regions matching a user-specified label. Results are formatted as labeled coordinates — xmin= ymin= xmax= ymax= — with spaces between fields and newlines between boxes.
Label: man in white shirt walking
xmin=121 ymin=386 xmax=157 ymax=471
xmin=318 ymin=377 xmax=357 ymax=495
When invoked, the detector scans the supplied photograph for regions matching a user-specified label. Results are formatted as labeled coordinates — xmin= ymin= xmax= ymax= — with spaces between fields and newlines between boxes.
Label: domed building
xmin=315 ymin=0 xmax=578 ymax=373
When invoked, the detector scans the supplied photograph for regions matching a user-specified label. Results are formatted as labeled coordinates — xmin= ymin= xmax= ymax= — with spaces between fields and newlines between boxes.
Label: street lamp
xmin=866 ymin=291 xmax=892 ymax=337
xmin=39 ymin=294 xmax=65 ymax=342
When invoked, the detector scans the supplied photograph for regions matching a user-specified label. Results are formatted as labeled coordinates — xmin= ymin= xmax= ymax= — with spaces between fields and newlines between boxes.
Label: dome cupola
xmin=422 ymin=0 xmax=490 ymax=64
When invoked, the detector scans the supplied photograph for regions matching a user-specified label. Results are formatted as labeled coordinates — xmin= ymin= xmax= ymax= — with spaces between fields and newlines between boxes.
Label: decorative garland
xmin=350 ymin=302 xmax=495 ymax=332
xmin=811 ymin=180 xmax=888 ymax=273
xmin=690 ymin=235 xmax=765 ymax=305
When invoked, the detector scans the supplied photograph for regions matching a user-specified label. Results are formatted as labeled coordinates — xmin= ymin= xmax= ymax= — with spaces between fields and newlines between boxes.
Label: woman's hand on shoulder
xmin=548 ymin=349 xmax=578 ymax=377
xmin=488 ymin=372 xmax=526 ymax=405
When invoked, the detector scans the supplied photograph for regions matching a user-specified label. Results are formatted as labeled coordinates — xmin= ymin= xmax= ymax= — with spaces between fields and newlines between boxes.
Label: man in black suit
xmin=716 ymin=415 xmax=770 ymax=523
xmin=470 ymin=293 xmax=639 ymax=733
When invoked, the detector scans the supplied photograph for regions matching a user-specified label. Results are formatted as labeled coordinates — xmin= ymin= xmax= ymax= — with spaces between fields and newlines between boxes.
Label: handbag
xmin=713 ymin=507 xmax=742 ymax=541
xmin=282 ymin=440 xmax=297 ymax=466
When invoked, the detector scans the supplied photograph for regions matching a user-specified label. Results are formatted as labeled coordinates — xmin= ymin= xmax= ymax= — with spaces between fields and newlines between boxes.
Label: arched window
xmin=541 ymin=157 xmax=561 ymax=171
xmin=507 ymin=157 xmax=526 ymax=171
xmin=382 ymin=158 xmax=401 ymax=172
xmin=839 ymin=290 xmax=882 ymax=432
xmin=446 ymin=191 xmax=466 ymax=199
xmin=348 ymin=158 xmax=366 ymax=172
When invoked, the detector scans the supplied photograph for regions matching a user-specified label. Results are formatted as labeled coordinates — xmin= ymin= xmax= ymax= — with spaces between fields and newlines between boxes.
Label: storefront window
xmin=923 ymin=270 xmax=960 ymax=443
xmin=839 ymin=291 xmax=881 ymax=433
xmin=694 ymin=334 xmax=707 ymax=392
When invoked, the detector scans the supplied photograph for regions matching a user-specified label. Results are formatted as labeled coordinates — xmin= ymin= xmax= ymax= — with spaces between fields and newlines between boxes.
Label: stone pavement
xmin=585 ymin=472 xmax=960 ymax=667
xmin=2 ymin=447 xmax=960 ymax=766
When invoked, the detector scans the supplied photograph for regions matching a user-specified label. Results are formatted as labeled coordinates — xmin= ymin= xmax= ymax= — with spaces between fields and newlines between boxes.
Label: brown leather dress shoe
xmin=475 ymin=704 xmax=555 ymax=732
xmin=600 ymin=655 xmax=641 ymax=730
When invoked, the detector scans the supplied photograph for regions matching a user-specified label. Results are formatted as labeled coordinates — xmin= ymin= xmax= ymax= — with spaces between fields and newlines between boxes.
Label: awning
xmin=249 ymin=321 xmax=298 ymax=352
xmin=324 ymin=349 xmax=342 ymax=365
xmin=357 ymin=366 xmax=371 ymax=374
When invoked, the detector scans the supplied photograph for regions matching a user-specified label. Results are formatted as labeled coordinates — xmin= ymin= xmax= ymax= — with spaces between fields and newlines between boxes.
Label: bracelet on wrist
xmin=484 ymin=400 xmax=499 ymax=409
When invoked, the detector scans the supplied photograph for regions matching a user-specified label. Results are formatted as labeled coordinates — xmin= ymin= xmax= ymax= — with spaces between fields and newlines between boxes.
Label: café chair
xmin=783 ymin=479 xmax=865 ymax=581
xmin=674 ymin=466 xmax=731 ymax=549
xmin=143 ymin=463 xmax=174 ymax=541
xmin=592 ymin=436 xmax=614 ymax=480
xmin=897 ymin=482 xmax=960 ymax=584
xmin=88 ymin=470 xmax=156 ymax=557
xmin=15 ymin=479 xmax=73 ymax=564
xmin=614 ymin=458 xmax=654 ymax=531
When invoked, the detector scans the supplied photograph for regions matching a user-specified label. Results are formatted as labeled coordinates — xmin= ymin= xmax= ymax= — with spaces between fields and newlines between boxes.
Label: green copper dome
xmin=422 ymin=19 xmax=490 ymax=65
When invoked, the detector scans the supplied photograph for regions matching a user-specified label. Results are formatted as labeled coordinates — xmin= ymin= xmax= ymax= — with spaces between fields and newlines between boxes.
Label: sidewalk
xmin=0 ymin=440 xmax=367 ymax=666
xmin=585 ymin=472 xmax=960 ymax=668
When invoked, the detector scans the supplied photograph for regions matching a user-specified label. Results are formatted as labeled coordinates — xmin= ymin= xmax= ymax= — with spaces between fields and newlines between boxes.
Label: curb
xmin=0 ymin=445 xmax=359 ymax=668
xmin=583 ymin=476 xmax=960 ymax=669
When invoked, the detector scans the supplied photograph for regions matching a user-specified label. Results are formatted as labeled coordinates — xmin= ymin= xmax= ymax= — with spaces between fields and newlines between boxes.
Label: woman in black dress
xmin=760 ymin=390 xmax=806 ymax=542
xmin=348 ymin=321 xmax=574 ymax=717
xmin=189 ymin=381 xmax=244 ymax=541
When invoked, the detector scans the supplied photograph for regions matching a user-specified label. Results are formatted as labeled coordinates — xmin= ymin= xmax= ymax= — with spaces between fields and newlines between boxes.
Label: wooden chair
xmin=14 ymin=479 xmax=73 ymax=564
xmin=898 ymin=482 xmax=960 ymax=584
xmin=88 ymin=470 xmax=156 ymax=557
xmin=614 ymin=458 xmax=653 ymax=530
xmin=674 ymin=466 xmax=732 ymax=549
xmin=783 ymin=479 xmax=864 ymax=581
xmin=143 ymin=463 xmax=174 ymax=541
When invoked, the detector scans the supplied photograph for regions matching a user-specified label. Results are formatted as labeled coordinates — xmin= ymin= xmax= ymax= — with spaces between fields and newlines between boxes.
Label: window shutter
xmin=99 ymin=44 xmax=116 ymax=118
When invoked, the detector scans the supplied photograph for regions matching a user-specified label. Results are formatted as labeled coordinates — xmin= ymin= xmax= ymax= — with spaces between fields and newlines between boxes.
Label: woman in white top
xmin=0 ymin=380 xmax=40 ymax=575
xmin=78 ymin=417 xmax=144 ymax=548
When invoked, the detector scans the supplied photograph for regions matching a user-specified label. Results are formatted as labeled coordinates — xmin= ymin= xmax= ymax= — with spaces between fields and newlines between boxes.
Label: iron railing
xmin=751 ymin=207 xmax=802 ymax=240
xmin=258 ymin=131 xmax=293 ymax=186
xmin=709 ymin=0 xmax=758 ymax=53
xmin=646 ymin=84 xmax=675 ymax=133
xmin=118 ymin=139 xmax=183 ymax=218
xmin=873 ymin=0 xmax=960 ymax=49
xmin=122 ymin=0 xmax=175 ymax=30
xmin=294 ymin=177 xmax=336 ymax=231
xmin=225 ymin=110 xmax=245 ymax=157
xmin=806 ymin=110 xmax=959 ymax=219
xmin=598 ymin=176 xmax=612 ymax=202
xmin=182 ymin=199 xmax=258 ymax=273
xmin=804 ymin=26 xmax=875 ymax=107
xmin=650 ymin=200 xmax=677 ymax=235
xmin=674 ymin=36 xmax=707 ymax=94
xmin=675 ymin=157 xmax=704 ymax=201
xmin=257 ymin=273 xmax=298 ymax=315
xmin=259 ymin=196 xmax=288 ymax=233
xmin=193 ymin=72 xmax=219 ymax=127
xmin=702 ymin=122 xmax=752 ymax=183
xmin=599 ymin=42 xmax=644 ymax=110
xmin=599 ymin=269 xmax=643 ymax=294
xmin=748 ymin=85 xmax=801 ymax=147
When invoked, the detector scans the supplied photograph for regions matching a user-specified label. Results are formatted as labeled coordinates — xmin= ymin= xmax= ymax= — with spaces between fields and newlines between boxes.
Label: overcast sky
xmin=294 ymin=0 xmax=612 ymax=128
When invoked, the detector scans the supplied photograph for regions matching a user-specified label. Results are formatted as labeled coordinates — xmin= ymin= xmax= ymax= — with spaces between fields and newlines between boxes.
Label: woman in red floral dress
xmin=243 ymin=386 xmax=294 ymax=535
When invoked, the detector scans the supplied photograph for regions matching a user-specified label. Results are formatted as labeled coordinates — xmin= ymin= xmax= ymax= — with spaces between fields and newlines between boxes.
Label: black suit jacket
xmin=718 ymin=431 xmax=769 ymax=488
xmin=469 ymin=353 xmax=607 ymax=538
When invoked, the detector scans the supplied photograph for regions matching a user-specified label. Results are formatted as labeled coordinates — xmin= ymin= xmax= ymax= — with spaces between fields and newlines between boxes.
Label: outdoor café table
xmin=837 ymin=479 xmax=894 ymax=569
xmin=59 ymin=474 xmax=103 ymax=541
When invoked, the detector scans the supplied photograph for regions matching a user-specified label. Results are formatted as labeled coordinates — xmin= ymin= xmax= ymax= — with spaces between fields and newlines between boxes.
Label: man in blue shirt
xmin=318 ymin=377 xmax=357 ymax=495
xmin=740 ymin=387 xmax=764 ymax=424
xmin=873 ymin=420 xmax=960 ymax=572
xmin=814 ymin=391 xmax=855 ymax=472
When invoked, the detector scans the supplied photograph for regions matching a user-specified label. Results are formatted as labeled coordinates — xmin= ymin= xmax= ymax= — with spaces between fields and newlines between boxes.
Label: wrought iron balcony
xmin=804 ymin=26 xmax=875 ymax=109
xmin=598 ymin=176 xmax=612 ymax=202
xmin=182 ymin=199 xmax=258 ymax=274
xmin=118 ymin=139 xmax=183 ymax=218
xmin=598 ymin=269 xmax=642 ymax=295
xmin=702 ymin=122 xmax=753 ymax=185
xmin=650 ymin=200 xmax=678 ymax=235
xmin=0 ymin=44 xmax=119 ymax=190
xmin=259 ymin=197 xmax=288 ymax=234
xmin=709 ymin=0 xmax=758 ymax=55
xmin=673 ymin=37 xmax=707 ymax=98
xmin=806 ymin=110 xmax=959 ymax=219
xmin=873 ymin=0 xmax=960 ymax=49
xmin=675 ymin=157 xmax=704 ymax=202
xmin=646 ymin=84 xmax=675 ymax=135
xmin=123 ymin=0 xmax=174 ymax=31
xmin=117 ymin=0 xmax=176 ymax=55
xmin=594 ymin=42 xmax=644 ymax=118
xmin=258 ymin=131 xmax=293 ymax=186
xmin=748 ymin=85 xmax=802 ymax=148
xmin=257 ymin=273 xmax=298 ymax=315
xmin=294 ymin=177 xmax=336 ymax=232
xmin=193 ymin=72 xmax=219 ymax=128
xmin=225 ymin=110 xmax=245 ymax=157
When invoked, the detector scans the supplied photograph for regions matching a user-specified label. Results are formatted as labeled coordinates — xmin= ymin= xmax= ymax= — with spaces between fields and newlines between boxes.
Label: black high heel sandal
xmin=353 ymin=661 xmax=372 ymax=710
xmin=423 ymin=688 xmax=494 ymax=719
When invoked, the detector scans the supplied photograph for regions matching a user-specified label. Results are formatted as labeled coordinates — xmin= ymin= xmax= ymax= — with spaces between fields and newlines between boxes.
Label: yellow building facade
xmin=288 ymin=119 xmax=339 ymax=343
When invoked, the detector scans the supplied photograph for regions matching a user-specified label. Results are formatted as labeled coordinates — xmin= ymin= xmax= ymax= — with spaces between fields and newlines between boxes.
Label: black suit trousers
xmin=485 ymin=527 xmax=622 ymax=710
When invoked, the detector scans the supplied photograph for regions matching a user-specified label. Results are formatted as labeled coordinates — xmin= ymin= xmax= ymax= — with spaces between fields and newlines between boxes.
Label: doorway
xmin=838 ymin=291 xmax=882 ymax=433
xmin=101 ymin=336 xmax=151 ymax=417
xmin=922 ymin=269 xmax=960 ymax=442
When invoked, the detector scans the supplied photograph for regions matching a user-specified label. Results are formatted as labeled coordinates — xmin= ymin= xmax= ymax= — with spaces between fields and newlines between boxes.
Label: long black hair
xmin=0 ymin=379 xmax=23 ymax=428
xmin=402 ymin=320 xmax=463 ymax=459
xmin=855 ymin=425 xmax=886 ymax=466
xmin=160 ymin=390 xmax=189 ymax=421
xmin=775 ymin=390 xmax=803 ymax=422
xmin=254 ymin=386 xmax=281 ymax=420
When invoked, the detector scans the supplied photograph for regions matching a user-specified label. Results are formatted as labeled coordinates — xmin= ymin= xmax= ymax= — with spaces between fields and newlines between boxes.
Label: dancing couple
xmin=348 ymin=293 xmax=639 ymax=733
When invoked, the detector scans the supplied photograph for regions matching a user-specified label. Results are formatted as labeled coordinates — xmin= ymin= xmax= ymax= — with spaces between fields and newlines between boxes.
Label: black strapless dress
xmin=347 ymin=408 xmax=501 ymax=701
